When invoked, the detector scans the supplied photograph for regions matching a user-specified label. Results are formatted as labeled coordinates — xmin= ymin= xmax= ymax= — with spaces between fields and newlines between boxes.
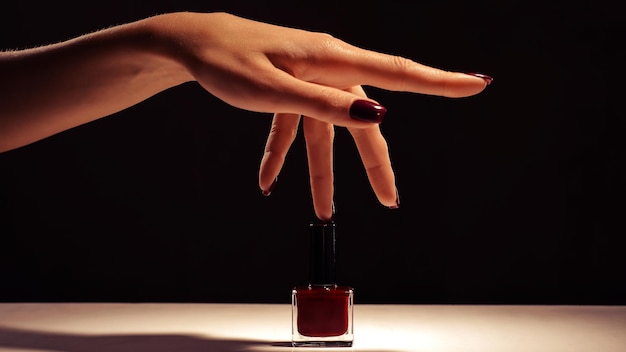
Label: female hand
xmin=161 ymin=12 xmax=491 ymax=221
xmin=0 ymin=11 xmax=491 ymax=219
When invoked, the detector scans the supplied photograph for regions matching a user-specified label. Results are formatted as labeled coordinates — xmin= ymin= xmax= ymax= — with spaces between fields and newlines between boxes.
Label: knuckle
xmin=390 ymin=55 xmax=416 ymax=91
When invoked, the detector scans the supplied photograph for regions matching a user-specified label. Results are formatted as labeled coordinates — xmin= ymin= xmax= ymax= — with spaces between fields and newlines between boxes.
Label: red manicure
xmin=261 ymin=177 xmax=277 ymax=196
xmin=388 ymin=187 xmax=400 ymax=209
xmin=466 ymin=72 xmax=493 ymax=85
xmin=349 ymin=100 xmax=387 ymax=123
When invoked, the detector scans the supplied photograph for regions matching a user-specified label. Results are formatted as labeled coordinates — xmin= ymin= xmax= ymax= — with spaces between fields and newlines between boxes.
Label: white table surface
xmin=0 ymin=303 xmax=624 ymax=351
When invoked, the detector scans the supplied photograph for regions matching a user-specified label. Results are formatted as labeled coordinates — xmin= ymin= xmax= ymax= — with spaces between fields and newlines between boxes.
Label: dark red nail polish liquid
xmin=292 ymin=221 xmax=354 ymax=347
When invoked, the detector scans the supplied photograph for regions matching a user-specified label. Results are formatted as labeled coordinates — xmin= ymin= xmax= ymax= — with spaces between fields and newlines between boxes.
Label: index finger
xmin=291 ymin=35 xmax=492 ymax=97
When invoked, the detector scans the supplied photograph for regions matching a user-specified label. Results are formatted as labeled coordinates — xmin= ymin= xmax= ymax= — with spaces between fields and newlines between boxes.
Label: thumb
xmin=267 ymin=74 xmax=388 ymax=128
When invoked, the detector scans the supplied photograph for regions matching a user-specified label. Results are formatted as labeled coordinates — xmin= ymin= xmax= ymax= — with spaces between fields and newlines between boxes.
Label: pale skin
xmin=0 ymin=11 xmax=490 ymax=221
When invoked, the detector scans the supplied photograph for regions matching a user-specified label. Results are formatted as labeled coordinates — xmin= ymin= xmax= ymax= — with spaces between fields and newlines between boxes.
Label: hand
xmin=186 ymin=10 xmax=490 ymax=220
xmin=167 ymin=12 xmax=489 ymax=220
xmin=0 ymin=11 xmax=491 ymax=220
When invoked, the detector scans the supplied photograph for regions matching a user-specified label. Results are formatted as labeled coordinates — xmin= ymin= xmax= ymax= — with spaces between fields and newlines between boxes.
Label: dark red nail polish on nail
xmin=388 ymin=187 xmax=400 ymax=209
xmin=466 ymin=72 xmax=494 ymax=85
xmin=349 ymin=100 xmax=387 ymax=123
xmin=292 ymin=221 xmax=354 ymax=347
xmin=261 ymin=177 xmax=277 ymax=196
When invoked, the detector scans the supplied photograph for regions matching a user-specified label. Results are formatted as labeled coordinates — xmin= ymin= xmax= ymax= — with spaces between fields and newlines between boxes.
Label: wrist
xmin=134 ymin=13 xmax=197 ymax=85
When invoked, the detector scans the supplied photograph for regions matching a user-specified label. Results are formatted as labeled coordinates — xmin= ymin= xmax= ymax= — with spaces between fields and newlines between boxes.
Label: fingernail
xmin=388 ymin=187 xmax=400 ymax=209
xmin=465 ymin=72 xmax=493 ymax=85
xmin=261 ymin=177 xmax=277 ymax=196
xmin=349 ymin=100 xmax=387 ymax=123
xmin=319 ymin=201 xmax=335 ymax=223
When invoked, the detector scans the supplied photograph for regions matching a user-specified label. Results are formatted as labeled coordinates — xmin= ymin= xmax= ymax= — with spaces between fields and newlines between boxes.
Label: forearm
xmin=0 ymin=14 xmax=193 ymax=153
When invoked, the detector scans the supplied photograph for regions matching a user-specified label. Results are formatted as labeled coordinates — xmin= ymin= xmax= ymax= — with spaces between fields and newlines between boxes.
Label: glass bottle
xmin=291 ymin=221 xmax=354 ymax=347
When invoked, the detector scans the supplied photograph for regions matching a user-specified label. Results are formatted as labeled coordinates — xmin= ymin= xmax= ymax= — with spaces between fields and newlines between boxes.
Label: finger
xmin=233 ymin=63 xmax=480 ymax=131
xmin=347 ymin=86 xmax=398 ymax=208
xmin=297 ymin=37 xmax=492 ymax=98
xmin=259 ymin=113 xmax=301 ymax=195
xmin=303 ymin=115 xmax=335 ymax=222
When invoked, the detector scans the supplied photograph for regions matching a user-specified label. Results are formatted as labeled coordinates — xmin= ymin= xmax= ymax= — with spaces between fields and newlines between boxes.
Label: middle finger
xmin=303 ymin=115 xmax=335 ymax=221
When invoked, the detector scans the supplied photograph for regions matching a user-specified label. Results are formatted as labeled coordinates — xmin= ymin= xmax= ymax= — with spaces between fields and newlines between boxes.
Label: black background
xmin=0 ymin=1 xmax=624 ymax=304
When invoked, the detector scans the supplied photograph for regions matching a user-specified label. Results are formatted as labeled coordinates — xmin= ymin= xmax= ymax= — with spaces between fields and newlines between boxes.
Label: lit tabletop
xmin=0 ymin=303 xmax=625 ymax=351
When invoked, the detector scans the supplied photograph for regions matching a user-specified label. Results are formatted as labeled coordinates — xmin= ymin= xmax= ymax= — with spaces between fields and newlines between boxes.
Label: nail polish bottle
xmin=291 ymin=221 xmax=354 ymax=347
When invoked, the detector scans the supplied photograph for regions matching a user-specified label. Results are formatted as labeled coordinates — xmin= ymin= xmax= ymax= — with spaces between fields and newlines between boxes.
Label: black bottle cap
xmin=308 ymin=221 xmax=337 ymax=286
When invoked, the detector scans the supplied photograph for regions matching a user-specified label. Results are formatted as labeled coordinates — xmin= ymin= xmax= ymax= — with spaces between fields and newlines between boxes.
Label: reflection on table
xmin=0 ymin=303 xmax=625 ymax=351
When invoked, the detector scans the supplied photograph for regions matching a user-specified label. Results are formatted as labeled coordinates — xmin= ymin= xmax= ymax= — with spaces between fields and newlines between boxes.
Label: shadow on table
xmin=0 ymin=326 xmax=403 ymax=352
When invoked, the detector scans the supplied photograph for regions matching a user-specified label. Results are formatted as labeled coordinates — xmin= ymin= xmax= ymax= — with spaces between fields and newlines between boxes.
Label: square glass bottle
xmin=292 ymin=221 xmax=354 ymax=347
